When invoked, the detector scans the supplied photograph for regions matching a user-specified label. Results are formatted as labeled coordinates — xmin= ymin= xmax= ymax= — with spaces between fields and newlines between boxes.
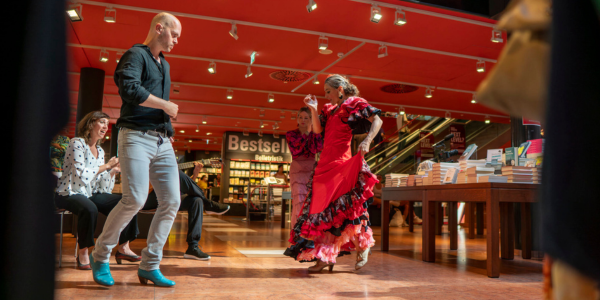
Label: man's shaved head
xmin=144 ymin=12 xmax=182 ymax=53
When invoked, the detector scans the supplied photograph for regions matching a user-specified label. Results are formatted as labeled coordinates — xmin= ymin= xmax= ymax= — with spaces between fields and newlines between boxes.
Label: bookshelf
xmin=224 ymin=158 xmax=290 ymax=204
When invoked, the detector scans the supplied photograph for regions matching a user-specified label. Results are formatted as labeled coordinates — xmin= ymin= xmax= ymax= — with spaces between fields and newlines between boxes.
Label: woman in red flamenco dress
xmin=284 ymin=75 xmax=383 ymax=271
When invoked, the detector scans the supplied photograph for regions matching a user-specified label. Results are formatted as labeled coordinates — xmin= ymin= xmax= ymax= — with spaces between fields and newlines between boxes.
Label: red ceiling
xmin=66 ymin=0 xmax=506 ymax=151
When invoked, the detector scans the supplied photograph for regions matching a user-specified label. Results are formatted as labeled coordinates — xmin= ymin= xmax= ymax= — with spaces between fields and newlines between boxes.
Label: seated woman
xmin=55 ymin=111 xmax=140 ymax=270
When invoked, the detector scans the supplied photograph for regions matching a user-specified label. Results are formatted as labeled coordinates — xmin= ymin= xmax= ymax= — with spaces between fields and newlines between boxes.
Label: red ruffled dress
xmin=284 ymin=97 xmax=380 ymax=264
xmin=286 ymin=129 xmax=323 ymax=227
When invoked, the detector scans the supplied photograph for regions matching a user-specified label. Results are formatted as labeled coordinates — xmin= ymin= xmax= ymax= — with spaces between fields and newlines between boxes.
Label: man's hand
xmin=164 ymin=101 xmax=179 ymax=120
xmin=193 ymin=162 xmax=203 ymax=177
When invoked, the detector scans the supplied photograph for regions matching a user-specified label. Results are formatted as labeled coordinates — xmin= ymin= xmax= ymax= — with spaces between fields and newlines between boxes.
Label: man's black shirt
xmin=114 ymin=44 xmax=173 ymax=137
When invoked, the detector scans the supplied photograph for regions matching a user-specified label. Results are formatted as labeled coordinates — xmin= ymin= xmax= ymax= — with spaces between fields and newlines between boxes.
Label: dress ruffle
xmin=284 ymin=159 xmax=377 ymax=263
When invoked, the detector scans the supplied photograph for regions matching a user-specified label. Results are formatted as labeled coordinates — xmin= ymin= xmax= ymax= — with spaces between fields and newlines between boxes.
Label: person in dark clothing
xmin=542 ymin=0 xmax=600 ymax=297
xmin=142 ymin=163 xmax=230 ymax=260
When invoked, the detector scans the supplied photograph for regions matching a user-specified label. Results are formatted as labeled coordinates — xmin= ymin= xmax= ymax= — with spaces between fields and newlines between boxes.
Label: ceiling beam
xmin=75 ymin=0 xmax=497 ymax=63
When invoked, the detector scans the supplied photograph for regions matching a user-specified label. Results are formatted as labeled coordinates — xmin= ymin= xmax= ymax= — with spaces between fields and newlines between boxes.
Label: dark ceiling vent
xmin=270 ymin=70 xmax=312 ymax=83
xmin=380 ymin=83 xmax=419 ymax=94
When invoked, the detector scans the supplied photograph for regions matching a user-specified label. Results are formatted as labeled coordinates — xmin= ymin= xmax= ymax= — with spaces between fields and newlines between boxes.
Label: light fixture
xmin=116 ymin=51 xmax=123 ymax=63
xmin=306 ymin=0 xmax=317 ymax=13
xmin=206 ymin=139 xmax=209 ymax=145
xmin=476 ymin=60 xmax=485 ymax=73
xmin=245 ymin=65 xmax=253 ymax=78
xmin=371 ymin=5 xmax=382 ymax=23
xmin=425 ymin=88 xmax=433 ymax=98
xmin=173 ymin=85 xmax=180 ymax=94
xmin=259 ymin=109 xmax=265 ymax=118
xmin=400 ymin=107 xmax=405 ymax=115
xmin=445 ymin=111 xmax=451 ymax=119
xmin=395 ymin=9 xmax=407 ymax=26
xmin=180 ymin=130 xmax=185 ymax=133
xmin=189 ymin=139 xmax=193 ymax=143
xmin=485 ymin=115 xmax=491 ymax=124
xmin=202 ymin=116 xmax=207 ymax=124
xmin=491 ymin=29 xmax=503 ymax=43
xmin=471 ymin=94 xmax=477 ymax=104
xmin=313 ymin=77 xmax=320 ymax=84
xmin=260 ymin=121 xmax=264 ymax=128
xmin=273 ymin=122 xmax=280 ymax=130
xmin=99 ymin=48 xmax=109 ymax=62
xmin=207 ymin=132 xmax=212 ymax=135
xmin=66 ymin=4 xmax=83 ymax=22
xmin=273 ymin=131 xmax=280 ymax=138
xmin=104 ymin=8 xmax=116 ymax=23
xmin=280 ymin=111 xmax=285 ymax=119
xmin=268 ymin=93 xmax=275 ymax=103
xmin=378 ymin=44 xmax=388 ymax=58
xmin=258 ymin=130 xmax=263 ymax=137
xmin=318 ymin=36 xmax=328 ymax=50
xmin=226 ymin=89 xmax=233 ymax=100
xmin=229 ymin=23 xmax=239 ymax=40
xmin=195 ymin=125 xmax=199 ymax=133
xmin=208 ymin=61 xmax=216 ymax=74
xmin=243 ymin=129 xmax=249 ymax=136
xmin=106 ymin=136 xmax=110 ymax=140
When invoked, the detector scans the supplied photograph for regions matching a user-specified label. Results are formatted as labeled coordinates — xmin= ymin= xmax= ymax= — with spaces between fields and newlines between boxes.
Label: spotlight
xmin=476 ymin=60 xmax=485 ymax=73
xmin=208 ymin=61 xmax=216 ymax=74
xmin=260 ymin=121 xmax=264 ymax=128
xmin=280 ymin=111 xmax=286 ymax=119
xmin=229 ymin=23 xmax=239 ymax=40
xmin=313 ymin=77 xmax=320 ymax=84
xmin=196 ymin=125 xmax=199 ymax=133
xmin=173 ymin=85 xmax=180 ymax=94
xmin=371 ymin=5 xmax=382 ymax=23
xmin=226 ymin=89 xmax=234 ymax=100
xmin=202 ymin=116 xmax=207 ymax=124
xmin=425 ymin=88 xmax=433 ymax=98
xmin=274 ymin=131 xmax=280 ymax=138
xmin=306 ymin=0 xmax=317 ymax=13
xmin=116 ymin=51 xmax=123 ymax=63
xmin=189 ymin=139 xmax=192 ymax=143
xmin=258 ymin=130 xmax=263 ymax=137
xmin=268 ymin=93 xmax=275 ymax=103
xmin=394 ymin=9 xmax=407 ymax=26
xmin=445 ymin=111 xmax=451 ymax=119
xmin=180 ymin=130 xmax=185 ymax=133
xmin=106 ymin=136 xmax=110 ymax=139
xmin=66 ymin=4 xmax=83 ymax=22
xmin=104 ymin=8 xmax=116 ymax=23
xmin=485 ymin=115 xmax=491 ymax=124
xmin=471 ymin=94 xmax=477 ymax=104
xmin=318 ymin=36 xmax=328 ymax=50
xmin=243 ymin=129 xmax=249 ymax=136
xmin=207 ymin=132 xmax=212 ymax=135
xmin=259 ymin=110 xmax=265 ymax=118
xmin=245 ymin=65 xmax=253 ymax=78
xmin=378 ymin=44 xmax=388 ymax=58
xmin=491 ymin=29 xmax=503 ymax=43
xmin=99 ymin=49 xmax=109 ymax=62
xmin=400 ymin=107 xmax=405 ymax=115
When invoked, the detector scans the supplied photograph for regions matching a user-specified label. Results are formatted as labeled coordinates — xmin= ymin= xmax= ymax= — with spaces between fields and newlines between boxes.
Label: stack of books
xmin=432 ymin=162 xmax=460 ymax=185
xmin=416 ymin=176 xmax=424 ymax=186
xmin=423 ymin=176 xmax=433 ymax=186
xmin=407 ymin=175 xmax=423 ymax=186
xmin=466 ymin=166 xmax=496 ymax=183
xmin=384 ymin=173 xmax=409 ymax=187
xmin=456 ymin=172 xmax=468 ymax=184
xmin=399 ymin=177 xmax=408 ymax=187
xmin=459 ymin=159 xmax=488 ymax=172
xmin=501 ymin=166 xmax=541 ymax=184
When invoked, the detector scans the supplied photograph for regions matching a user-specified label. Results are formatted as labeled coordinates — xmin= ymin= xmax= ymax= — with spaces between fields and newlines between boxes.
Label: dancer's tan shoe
xmin=308 ymin=260 xmax=334 ymax=272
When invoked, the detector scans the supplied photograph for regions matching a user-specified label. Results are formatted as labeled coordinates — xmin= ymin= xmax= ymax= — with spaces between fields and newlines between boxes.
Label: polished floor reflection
xmin=55 ymin=214 xmax=543 ymax=299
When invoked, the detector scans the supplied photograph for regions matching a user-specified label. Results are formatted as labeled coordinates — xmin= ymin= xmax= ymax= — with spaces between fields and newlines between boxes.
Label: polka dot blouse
xmin=55 ymin=138 xmax=115 ymax=197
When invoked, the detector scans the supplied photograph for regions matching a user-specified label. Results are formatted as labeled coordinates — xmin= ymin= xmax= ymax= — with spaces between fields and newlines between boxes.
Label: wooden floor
xmin=55 ymin=214 xmax=543 ymax=299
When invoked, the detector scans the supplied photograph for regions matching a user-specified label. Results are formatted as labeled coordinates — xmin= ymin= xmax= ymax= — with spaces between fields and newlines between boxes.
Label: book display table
xmin=381 ymin=183 xmax=539 ymax=278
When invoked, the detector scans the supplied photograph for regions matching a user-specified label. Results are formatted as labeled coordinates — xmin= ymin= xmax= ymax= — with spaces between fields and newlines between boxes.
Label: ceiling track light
xmin=173 ymin=84 xmax=180 ymax=94
xmin=313 ymin=76 xmax=320 ymax=84
xmin=195 ymin=125 xmax=199 ymax=133
xmin=445 ymin=111 xmax=451 ymax=119
xmin=258 ymin=130 xmax=263 ymax=137
xmin=280 ymin=111 xmax=286 ymax=119
xmin=116 ymin=51 xmax=123 ymax=63
xmin=476 ymin=60 xmax=486 ymax=73
xmin=273 ymin=130 xmax=280 ymax=138
xmin=202 ymin=116 xmax=207 ymax=124
xmin=471 ymin=94 xmax=477 ymax=104
xmin=243 ymin=129 xmax=249 ymax=136
xmin=226 ymin=89 xmax=233 ymax=100
xmin=485 ymin=116 xmax=491 ymax=124
xmin=99 ymin=48 xmax=109 ymax=62
xmin=491 ymin=29 xmax=504 ymax=43
xmin=104 ymin=7 xmax=116 ymax=23
xmin=371 ymin=5 xmax=382 ymax=23
xmin=395 ymin=9 xmax=407 ymax=26
xmin=245 ymin=65 xmax=253 ymax=78
xmin=208 ymin=61 xmax=216 ymax=74
xmin=229 ymin=23 xmax=239 ymax=40
xmin=425 ymin=87 xmax=434 ymax=98
xmin=378 ymin=44 xmax=388 ymax=58
xmin=400 ymin=107 xmax=406 ymax=115
xmin=268 ymin=93 xmax=275 ymax=103
xmin=260 ymin=121 xmax=264 ymax=128
xmin=66 ymin=4 xmax=83 ymax=22
xmin=306 ymin=0 xmax=317 ymax=13
xmin=318 ymin=36 xmax=328 ymax=50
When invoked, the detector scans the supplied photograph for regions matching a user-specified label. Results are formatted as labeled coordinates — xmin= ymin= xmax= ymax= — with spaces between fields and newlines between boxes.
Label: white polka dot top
xmin=56 ymin=138 xmax=115 ymax=197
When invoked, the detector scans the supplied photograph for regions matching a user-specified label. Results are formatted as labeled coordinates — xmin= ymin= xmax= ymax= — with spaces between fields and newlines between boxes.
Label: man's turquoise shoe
xmin=138 ymin=269 xmax=175 ymax=287
xmin=90 ymin=254 xmax=114 ymax=286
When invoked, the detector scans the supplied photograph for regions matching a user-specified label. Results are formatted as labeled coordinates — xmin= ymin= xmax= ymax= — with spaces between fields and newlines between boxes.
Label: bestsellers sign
xmin=225 ymin=132 xmax=291 ymax=156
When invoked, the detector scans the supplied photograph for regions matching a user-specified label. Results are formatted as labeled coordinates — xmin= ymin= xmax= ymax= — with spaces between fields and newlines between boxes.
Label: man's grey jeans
xmin=92 ymin=128 xmax=180 ymax=271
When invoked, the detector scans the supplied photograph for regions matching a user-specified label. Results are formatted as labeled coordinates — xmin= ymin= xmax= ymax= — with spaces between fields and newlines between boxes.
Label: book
xmin=505 ymin=147 xmax=518 ymax=166
xmin=518 ymin=141 xmax=532 ymax=158
xmin=458 ymin=144 xmax=478 ymax=161
xmin=487 ymin=149 xmax=503 ymax=163
xmin=443 ymin=168 xmax=459 ymax=184
xmin=479 ymin=176 xmax=508 ymax=183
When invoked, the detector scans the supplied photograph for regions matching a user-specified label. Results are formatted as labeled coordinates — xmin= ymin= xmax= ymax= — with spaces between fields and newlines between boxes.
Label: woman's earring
xmin=338 ymin=94 xmax=343 ymax=99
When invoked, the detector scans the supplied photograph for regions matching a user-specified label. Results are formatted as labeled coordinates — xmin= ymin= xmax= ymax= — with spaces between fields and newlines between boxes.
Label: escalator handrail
xmin=364 ymin=115 xmax=422 ymax=159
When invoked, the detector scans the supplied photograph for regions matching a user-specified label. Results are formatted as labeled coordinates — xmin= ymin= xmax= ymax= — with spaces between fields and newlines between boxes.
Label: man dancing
xmin=142 ymin=162 xmax=230 ymax=260
xmin=91 ymin=12 xmax=182 ymax=287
